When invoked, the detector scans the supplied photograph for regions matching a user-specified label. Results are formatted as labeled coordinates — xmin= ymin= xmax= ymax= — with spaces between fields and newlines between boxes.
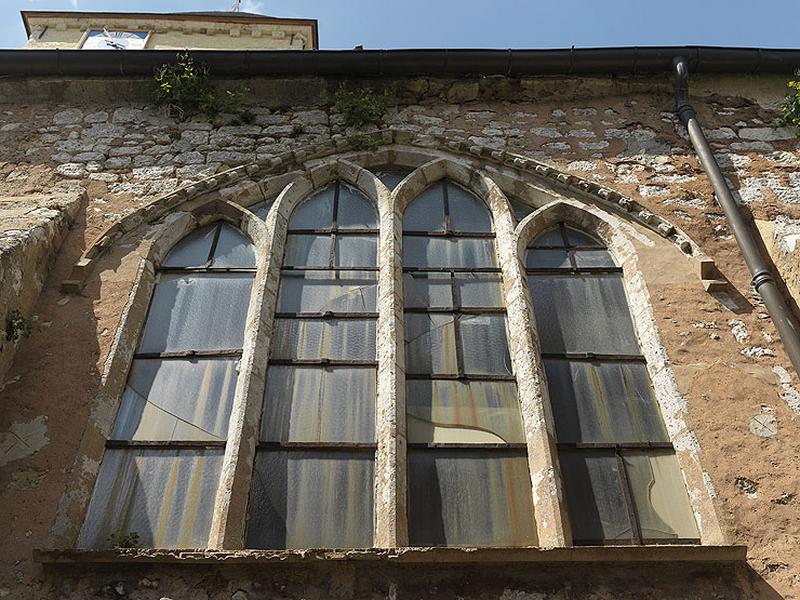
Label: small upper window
xmin=81 ymin=30 xmax=150 ymax=50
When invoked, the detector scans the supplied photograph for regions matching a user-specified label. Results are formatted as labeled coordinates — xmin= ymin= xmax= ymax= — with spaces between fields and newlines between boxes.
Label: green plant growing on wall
xmin=347 ymin=132 xmax=382 ymax=150
xmin=5 ymin=309 xmax=32 ymax=344
xmin=108 ymin=529 xmax=140 ymax=549
xmin=153 ymin=52 xmax=249 ymax=121
xmin=778 ymin=69 xmax=800 ymax=132
xmin=334 ymin=85 xmax=390 ymax=127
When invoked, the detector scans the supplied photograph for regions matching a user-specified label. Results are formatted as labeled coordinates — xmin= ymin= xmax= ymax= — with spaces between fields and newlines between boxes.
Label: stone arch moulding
xmin=516 ymin=200 xmax=729 ymax=546
xmin=62 ymin=129 xmax=718 ymax=293
xmin=49 ymin=198 xmax=268 ymax=548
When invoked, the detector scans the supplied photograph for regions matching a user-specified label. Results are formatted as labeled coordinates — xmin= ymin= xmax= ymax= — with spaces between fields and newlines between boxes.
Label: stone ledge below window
xmin=34 ymin=545 xmax=746 ymax=565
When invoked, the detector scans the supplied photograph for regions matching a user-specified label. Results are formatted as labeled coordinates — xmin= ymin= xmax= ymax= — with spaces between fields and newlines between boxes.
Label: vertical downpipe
xmin=672 ymin=56 xmax=800 ymax=375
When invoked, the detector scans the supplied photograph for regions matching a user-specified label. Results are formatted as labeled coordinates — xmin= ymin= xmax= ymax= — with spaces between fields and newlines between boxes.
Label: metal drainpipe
xmin=673 ymin=56 xmax=800 ymax=375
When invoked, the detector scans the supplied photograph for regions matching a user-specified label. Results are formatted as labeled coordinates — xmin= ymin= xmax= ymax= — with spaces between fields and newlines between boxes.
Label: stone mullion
xmin=485 ymin=179 xmax=571 ymax=547
xmin=374 ymin=189 xmax=408 ymax=547
xmin=207 ymin=212 xmax=286 ymax=549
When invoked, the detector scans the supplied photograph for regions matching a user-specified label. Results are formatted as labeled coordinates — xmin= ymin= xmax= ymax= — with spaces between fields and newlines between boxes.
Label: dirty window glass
xmin=289 ymin=185 xmax=334 ymax=229
xmin=272 ymin=319 xmax=376 ymax=361
xmin=277 ymin=271 xmax=377 ymax=313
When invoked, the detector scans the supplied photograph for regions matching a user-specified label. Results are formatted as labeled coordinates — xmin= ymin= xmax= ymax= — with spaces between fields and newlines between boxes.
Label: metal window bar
xmin=540 ymin=352 xmax=647 ymax=362
xmin=526 ymin=222 xmax=620 ymax=274
xmin=402 ymin=182 xmax=522 ymax=472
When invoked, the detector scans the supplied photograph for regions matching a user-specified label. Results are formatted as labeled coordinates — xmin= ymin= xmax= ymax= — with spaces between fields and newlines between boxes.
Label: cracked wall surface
xmin=0 ymin=73 xmax=799 ymax=599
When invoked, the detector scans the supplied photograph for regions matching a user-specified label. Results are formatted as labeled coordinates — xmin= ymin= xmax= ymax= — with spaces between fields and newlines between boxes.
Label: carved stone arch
xmin=516 ymin=199 xmax=728 ymax=545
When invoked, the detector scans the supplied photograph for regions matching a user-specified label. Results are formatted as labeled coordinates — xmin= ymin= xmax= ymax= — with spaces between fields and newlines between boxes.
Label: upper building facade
xmin=20 ymin=10 xmax=318 ymax=51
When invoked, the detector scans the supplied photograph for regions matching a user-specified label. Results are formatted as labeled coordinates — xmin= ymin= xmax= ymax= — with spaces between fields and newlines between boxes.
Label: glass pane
xmin=162 ymin=225 xmax=215 ymax=268
xmin=623 ymin=451 xmax=700 ymax=540
xmin=559 ymin=450 xmax=634 ymax=543
xmin=250 ymin=200 xmax=273 ymax=220
xmin=408 ymin=450 xmax=537 ymax=547
xmin=526 ymin=249 xmax=570 ymax=269
xmin=565 ymin=227 xmax=604 ymax=247
xmin=529 ymin=228 xmax=566 ymax=248
xmin=406 ymin=380 xmax=523 ymax=443
xmin=277 ymin=271 xmax=377 ymax=313
xmin=247 ymin=450 xmax=374 ymax=549
xmin=403 ymin=185 xmax=445 ymax=232
xmin=573 ymin=249 xmax=616 ymax=269
xmin=113 ymin=358 xmax=238 ymax=442
xmin=455 ymin=273 xmax=504 ymax=308
xmin=374 ymin=169 xmax=410 ymax=190
xmin=138 ymin=273 xmax=253 ymax=353
xmin=78 ymin=448 xmax=223 ymax=549
xmin=272 ymin=319 xmax=375 ymax=361
xmin=284 ymin=234 xmax=330 ymax=268
xmin=335 ymin=235 xmax=377 ymax=268
xmin=403 ymin=272 xmax=453 ymax=309
xmin=459 ymin=314 xmax=513 ymax=375
xmin=211 ymin=224 xmax=256 ymax=268
xmin=527 ymin=274 xmax=640 ymax=355
xmin=447 ymin=183 xmax=492 ymax=233
xmin=404 ymin=313 xmax=458 ymax=375
xmin=337 ymin=184 xmax=378 ymax=229
xmin=544 ymin=359 xmax=668 ymax=444
xmin=510 ymin=198 xmax=534 ymax=222
xmin=403 ymin=237 xmax=496 ymax=268
xmin=290 ymin=185 xmax=334 ymax=229
xmin=262 ymin=366 xmax=375 ymax=442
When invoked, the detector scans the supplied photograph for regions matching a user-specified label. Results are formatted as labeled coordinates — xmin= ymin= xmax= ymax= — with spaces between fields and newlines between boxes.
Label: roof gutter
xmin=0 ymin=46 xmax=799 ymax=77
xmin=672 ymin=56 xmax=800 ymax=375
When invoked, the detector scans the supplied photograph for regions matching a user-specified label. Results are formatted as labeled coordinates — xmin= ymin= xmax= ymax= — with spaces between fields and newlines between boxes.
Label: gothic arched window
xmin=403 ymin=180 xmax=537 ymax=547
xmin=79 ymin=221 xmax=256 ymax=548
xmin=246 ymin=181 xmax=378 ymax=549
xmin=526 ymin=222 xmax=699 ymax=545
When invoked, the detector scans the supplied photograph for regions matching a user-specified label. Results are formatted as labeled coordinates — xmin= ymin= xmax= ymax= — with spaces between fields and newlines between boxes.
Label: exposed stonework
xmin=1 ymin=73 xmax=800 ymax=599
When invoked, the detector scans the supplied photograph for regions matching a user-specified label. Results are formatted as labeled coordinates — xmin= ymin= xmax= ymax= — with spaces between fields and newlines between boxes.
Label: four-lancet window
xmin=81 ymin=166 xmax=705 ymax=551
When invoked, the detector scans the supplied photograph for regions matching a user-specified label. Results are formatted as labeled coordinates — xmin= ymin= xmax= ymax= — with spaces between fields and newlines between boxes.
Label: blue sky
xmin=3 ymin=0 xmax=799 ymax=49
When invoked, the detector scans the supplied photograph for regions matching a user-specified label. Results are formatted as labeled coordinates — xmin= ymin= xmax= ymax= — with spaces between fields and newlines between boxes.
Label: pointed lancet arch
xmin=517 ymin=200 xmax=727 ymax=545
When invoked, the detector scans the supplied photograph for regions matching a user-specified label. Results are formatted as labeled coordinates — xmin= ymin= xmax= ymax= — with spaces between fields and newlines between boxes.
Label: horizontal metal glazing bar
xmin=405 ymin=374 xmax=517 ymax=382
xmin=526 ymin=267 xmax=624 ymax=275
xmin=133 ymin=349 xmax=243 ymax=359
xmin=556 ymin=442 xmax=675 ymax=450
xmin=268 ymin=359 xmax=378 ymax=367
xmin=404 ymin=307 xmax=507 ymax=314
xmin=158 ymin=267 xmax=257 ymax=274
xmin=287 ymin=228 xmax=379 ymax=235
xmin=274 ymin=312 xmax=378 ymax=319
xmin=403 ymin=231 xmax=496 ymax=238
xmin=258 ymin=442 xmax=378 ymax=450
xmin=407 ymin=443 xmax=528 ymax=450
xmin=573 ymin=538 xmax=702 ymax=546
xmin=541 ymin=352 xmax=646 ymax=362
xmin=106 ymin=440 xmax=227 ymax=449
xmin=403 ymin=267 xmax=502 ymax=273
xmin=281 ymin=266 xmax=379 ymax=271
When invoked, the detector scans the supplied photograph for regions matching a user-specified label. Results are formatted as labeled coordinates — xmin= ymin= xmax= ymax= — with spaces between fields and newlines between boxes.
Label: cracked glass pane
xmin=404 ymin=313 xmax=458 ymax=375
xmin=447 ymin=183 xmax=492 ymax=233
xmin=284 ymin=234 xmax=331 ymax=267
xmin=138 ymin=273 xmax=253 ymax=353
xmin=544 ymin=359 xmax=668 ymax=444
xmin=565 ymin=227 xmax=603 ymax=247
xmin=277 ymin=271 xmax=377 ymax=313
xmin=211 ymin=224 xmax=256 ymax=268
xmin=290 ymin=185 xmax=334 ymax=229
xmin=406 ymin=380 xmax=523 ymax=443
xmin=247 ymin=450 xmax=374 ymax=549
xmin=403 ymin=236 xmax=496 ymax=268
xmin=78 ymin=448 xmax=224 ymax=549
xmin=528 ymin=228 xmax=565 ymax=247
xmin=261 ymin=366 xmax=376 ymax=442
xmin=335 ymin=235 xmax=377 ymax=268
xmin=337 ymin=184 xmax=378 ymax=229
xmin=272 ymin=319 xmax=375 ymax=361
xmin=408 ymin=450 xmax=537 ymax=547
xmin=404 ymin=272 xmax=453 ymax=309
xmin=559 ymin=449 xmax=634 ymax=543
xmin=459 ymin=314 xmax=513 ymax=375
xmin=403 ymin=184 xmax=445 ymax=232
xmin=573 ymin=249 xmax=616 ymax=268
xmin=162 ymin=224 xmax=215 ymax=268
xmin=112 ymin=358 xmax=238 ymax=442
xmin=455 ymin=273 xmax=504 ymax=308
xmin=623 ymin=451 xmax=699 ymax=540
xmin=527 ymin=273 xmax=639 ymax=355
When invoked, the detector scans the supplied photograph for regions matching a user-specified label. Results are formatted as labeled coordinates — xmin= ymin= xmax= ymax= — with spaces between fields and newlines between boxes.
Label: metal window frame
xmin=403 ymin=181 xmax=522 ymax=464
xmin=528 ymin=222 xmax=693 ymax=547
xmin=107 ymin=222 xmax=255 ymax=449
xmin=260 ymin=180 xmax=379 ymax=474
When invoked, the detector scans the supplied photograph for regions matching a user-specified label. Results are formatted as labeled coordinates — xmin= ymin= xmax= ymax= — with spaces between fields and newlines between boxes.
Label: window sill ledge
xmin=35 ymin=545 xmax=746 ymax=565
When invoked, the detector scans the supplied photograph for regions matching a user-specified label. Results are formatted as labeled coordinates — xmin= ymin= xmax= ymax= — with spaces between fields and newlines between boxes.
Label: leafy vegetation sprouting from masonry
xmin=5 ymin=309 xmax=32 ymax=344
xmin=108 ymin=529 xmax=140 ymax=549
xmin=153 ymin=52 xmax=249 ymax=121
xmin=334 ymin=85 xmax=390 ymax=127
xmin=779 ymin=70 xmax=800 ymax=132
